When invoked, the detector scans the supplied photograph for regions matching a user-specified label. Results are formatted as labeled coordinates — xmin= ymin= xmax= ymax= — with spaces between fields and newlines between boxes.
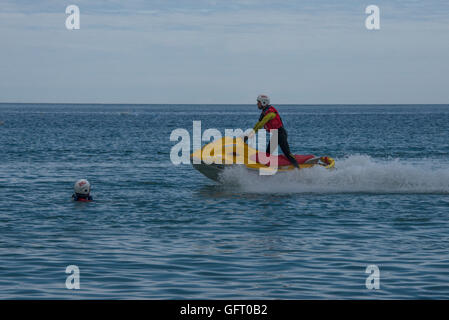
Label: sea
xmin=0 ymin=103 xmax=448 ymax=299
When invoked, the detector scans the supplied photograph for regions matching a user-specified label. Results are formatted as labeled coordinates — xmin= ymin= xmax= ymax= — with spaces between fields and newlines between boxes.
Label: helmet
xmin=257 ymin=94 xmax=270 ymax=107
xmin=74 ymin=179 xmax=91 ymax=195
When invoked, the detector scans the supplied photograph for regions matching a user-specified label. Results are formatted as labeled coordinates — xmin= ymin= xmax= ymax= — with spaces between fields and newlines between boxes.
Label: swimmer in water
xmin=72 ymin=179 xmax=93 ymax=202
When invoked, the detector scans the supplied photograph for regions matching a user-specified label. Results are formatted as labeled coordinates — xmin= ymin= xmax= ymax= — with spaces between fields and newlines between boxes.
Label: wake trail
xmin=219 ymin=155 xmax=449 ymax=194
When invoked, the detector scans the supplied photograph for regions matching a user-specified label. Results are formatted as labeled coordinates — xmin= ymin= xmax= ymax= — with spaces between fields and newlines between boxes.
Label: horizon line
xmin=1 ymin=102 xmax=448 ymax=106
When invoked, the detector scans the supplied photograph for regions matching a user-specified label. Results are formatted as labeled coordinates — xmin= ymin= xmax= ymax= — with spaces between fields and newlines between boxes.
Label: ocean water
xmin=0 ymin=103 xmax=449 ymax=299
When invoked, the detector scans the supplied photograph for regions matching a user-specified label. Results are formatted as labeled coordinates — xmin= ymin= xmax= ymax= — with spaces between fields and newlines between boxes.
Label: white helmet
xmin=74 ymin=179 xmax=91 ymax=195
xmin=257 ymin=94 xmax=270 ymax=107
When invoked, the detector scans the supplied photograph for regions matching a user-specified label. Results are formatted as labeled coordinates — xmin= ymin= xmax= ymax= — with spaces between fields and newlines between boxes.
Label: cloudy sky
xmin=0 ymin=0 xmax=448 ymax=104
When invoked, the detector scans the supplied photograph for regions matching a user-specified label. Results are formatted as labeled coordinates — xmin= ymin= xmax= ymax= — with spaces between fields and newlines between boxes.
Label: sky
xmin=0 ymin=0 xmax=448 ymax=104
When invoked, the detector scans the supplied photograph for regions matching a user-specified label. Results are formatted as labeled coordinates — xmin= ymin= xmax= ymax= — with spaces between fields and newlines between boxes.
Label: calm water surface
xmin=0 ymin=104 xmax=449 ymax=299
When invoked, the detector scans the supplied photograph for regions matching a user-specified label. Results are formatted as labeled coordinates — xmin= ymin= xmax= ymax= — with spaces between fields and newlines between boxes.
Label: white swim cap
xmin=74 ymin=179 xmax=91 ymax=195
xmin=257 ymin=94 xmax=270 ymax=107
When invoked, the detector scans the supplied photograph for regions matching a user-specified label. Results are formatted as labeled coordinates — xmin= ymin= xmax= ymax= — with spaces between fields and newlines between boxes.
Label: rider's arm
xmin=253 ymin=112 xmax=276 ymax=133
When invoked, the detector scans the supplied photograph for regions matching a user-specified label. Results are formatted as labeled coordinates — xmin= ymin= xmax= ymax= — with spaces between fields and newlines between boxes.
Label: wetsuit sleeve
xmin=253 ymin=112 xmax=276 ymax=132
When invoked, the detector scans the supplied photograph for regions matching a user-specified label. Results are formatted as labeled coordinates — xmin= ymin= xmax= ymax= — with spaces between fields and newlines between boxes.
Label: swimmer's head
xmin=74 ymin=179 xmax=91 ymax=196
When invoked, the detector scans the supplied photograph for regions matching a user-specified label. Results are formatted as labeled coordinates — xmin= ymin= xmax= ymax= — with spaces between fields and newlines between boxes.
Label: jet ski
xmin=190 ymin=136 xmax=335 ymax=182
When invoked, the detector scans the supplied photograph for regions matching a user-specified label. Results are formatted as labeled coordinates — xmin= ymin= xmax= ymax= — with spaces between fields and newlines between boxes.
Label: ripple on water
xmin=1 ymin=104 xmax=449 ymax=298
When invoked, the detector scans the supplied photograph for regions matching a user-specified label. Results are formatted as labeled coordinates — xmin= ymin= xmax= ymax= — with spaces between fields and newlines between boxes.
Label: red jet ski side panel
xmin=250 ymin=152 xmax=315 ymax=167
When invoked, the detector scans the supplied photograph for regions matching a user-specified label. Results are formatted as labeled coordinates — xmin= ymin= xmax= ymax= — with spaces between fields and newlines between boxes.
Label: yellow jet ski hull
xmin=190 ymin=136 xmax=335 ymax=182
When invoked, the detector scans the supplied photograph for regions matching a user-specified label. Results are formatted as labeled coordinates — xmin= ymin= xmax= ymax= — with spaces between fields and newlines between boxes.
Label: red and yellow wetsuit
xmin=253 ymin=105 xmax=299 ymax=169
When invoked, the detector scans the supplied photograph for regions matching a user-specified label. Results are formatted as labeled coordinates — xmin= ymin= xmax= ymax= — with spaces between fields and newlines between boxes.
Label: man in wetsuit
xmin=72 ymin=179 xmax=93 ymax=202
xmin=244 ymin=94 xmax=300 ymax=169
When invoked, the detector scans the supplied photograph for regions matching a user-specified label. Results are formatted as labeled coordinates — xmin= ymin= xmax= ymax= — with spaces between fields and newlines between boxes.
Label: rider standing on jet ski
xmin=244 ymin=94 xmax=300 ymax=169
